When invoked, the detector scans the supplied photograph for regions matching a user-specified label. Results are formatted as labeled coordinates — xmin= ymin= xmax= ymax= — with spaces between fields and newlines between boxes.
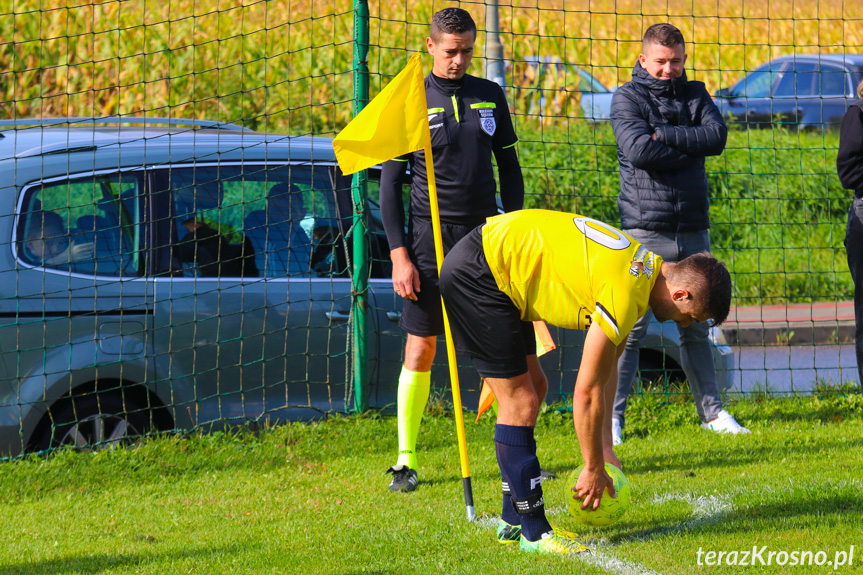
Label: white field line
xmin=638 ymin=493 xmax=734 ymax=538
xmin=576 ymin=549 xmax=666 ymax=575
xmin=479 ymin=493 xmax=734 ymax=575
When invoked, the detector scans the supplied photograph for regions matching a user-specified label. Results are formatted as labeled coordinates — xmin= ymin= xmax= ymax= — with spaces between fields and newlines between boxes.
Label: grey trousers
xmin=613 ymin=229 xmax=724 ymax=426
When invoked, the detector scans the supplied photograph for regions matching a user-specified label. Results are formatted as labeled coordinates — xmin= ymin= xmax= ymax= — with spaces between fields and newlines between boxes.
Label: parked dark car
xmin=0 ymin=117 xmax=733 ymax=457
xmin=713 ymin=54 xmax=863 ymax=130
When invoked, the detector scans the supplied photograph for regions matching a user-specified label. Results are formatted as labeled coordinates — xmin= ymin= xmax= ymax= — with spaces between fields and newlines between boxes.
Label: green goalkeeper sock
xmin=395 ymin=367 xmax=431 ymax=470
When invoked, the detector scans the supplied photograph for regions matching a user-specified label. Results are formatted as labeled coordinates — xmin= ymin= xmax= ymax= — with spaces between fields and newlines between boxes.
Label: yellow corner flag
xmin=475 ymin=322 xmax=556 ymax=423
xmin=332 ymin=53 xmax=431 ymax=175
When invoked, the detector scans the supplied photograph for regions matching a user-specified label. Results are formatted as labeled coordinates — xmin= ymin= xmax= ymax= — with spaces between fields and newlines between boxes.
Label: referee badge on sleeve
xmin=471 ymin=102 xmax=497 ymax=136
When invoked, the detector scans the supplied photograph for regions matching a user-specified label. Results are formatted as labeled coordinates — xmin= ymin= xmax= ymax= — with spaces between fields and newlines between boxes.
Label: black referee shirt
xmin=380 ymin=72 xmax=523 ymax=250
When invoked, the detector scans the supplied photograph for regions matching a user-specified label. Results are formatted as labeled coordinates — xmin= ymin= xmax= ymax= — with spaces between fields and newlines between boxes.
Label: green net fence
xmin=1 ymin=0 xmax=862 ymax=456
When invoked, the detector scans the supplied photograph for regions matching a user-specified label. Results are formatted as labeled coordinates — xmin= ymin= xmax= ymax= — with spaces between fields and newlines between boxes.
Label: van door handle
xmin=387 ymin=311 xmax=402 ymax=322
xmin=326 ymin=310 xmax=351 ymax=322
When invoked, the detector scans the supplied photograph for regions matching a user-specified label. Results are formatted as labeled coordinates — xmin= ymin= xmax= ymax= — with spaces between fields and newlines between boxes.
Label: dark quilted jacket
xmin=611 ymin=61 xmax=727 ymax=232
xmin=837 ymin=101 xmax=863 ymax=197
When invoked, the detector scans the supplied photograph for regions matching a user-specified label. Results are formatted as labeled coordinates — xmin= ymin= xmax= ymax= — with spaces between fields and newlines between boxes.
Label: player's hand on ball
xmin=567 ymin=463 xmax=632 ymax=527
xmin=575 ymin=464 xmax=614 ymax=510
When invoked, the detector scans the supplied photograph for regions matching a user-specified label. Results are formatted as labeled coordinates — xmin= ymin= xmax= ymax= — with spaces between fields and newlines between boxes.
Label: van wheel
xmin=35 ymin=394 xmax=151 ymax=452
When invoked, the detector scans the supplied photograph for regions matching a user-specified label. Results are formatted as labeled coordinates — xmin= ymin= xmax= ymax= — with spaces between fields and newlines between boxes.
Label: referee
xmin=379 ymin=7 xmax=525 ymax=493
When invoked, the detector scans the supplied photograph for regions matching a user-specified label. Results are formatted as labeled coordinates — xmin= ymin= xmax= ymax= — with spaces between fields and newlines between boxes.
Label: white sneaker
xmin=701 ymin=409 xmax=751 ymax=434
xmin=612 ymin=416 xmax=623 ymax=446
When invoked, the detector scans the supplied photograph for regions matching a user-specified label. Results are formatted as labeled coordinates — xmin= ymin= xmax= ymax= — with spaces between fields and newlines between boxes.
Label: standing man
xmin=837 ymin=79 xmax=863 ymax=391
xmin=379 ymin=7 xmax=525 ymax=493
xmin=439 ymin=209 xmax=732 ymax=554
xmin=610 ymin=23 xmax=748 ymax=444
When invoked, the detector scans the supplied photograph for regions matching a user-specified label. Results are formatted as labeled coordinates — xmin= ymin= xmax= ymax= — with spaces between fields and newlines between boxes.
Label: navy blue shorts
xmin=400 ymin=217 xmax=485 ymax=337
xmin=439 ymin=226 xmax=535 ymax=378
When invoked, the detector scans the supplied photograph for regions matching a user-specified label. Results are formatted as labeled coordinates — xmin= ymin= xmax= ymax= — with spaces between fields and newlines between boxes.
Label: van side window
xmin=18 ymin=174 xmax=142 ymax=277
xmin=169 ymin=166 xmax=257 ymax=278
xmin=363 ymin=167 xmax=401 ymax=279
xmin=168 ymin=164 xmax=345 ymax=278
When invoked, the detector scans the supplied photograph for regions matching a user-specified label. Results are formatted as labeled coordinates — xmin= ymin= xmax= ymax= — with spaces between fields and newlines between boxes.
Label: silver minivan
xmin=0 ymin=118 xmax=734 ymax=457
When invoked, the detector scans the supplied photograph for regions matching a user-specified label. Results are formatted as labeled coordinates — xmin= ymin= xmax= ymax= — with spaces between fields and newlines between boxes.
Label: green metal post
xmin=351 ymin=0 xmax=370 ymax=413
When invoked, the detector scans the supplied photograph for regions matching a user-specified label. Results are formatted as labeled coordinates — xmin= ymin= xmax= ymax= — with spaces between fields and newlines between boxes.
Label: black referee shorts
xmin=439 ymin=226 xmax=535 ymax=378
xmin=400 ymin=216 xmax=485 ymax=337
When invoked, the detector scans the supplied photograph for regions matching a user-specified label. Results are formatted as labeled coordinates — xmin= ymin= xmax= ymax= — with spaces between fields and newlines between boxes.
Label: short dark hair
xmin=430 ymin=7 xmax=476 ymax=41
xmin=642 ymin=23 xmax=685 ymax=52
xmin=667 ymin=252 xmax=732 ymax=327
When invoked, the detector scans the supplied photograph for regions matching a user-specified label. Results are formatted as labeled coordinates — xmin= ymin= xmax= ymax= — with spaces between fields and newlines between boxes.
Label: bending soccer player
xmin=439 ymin=209 xmax=731 ymax=554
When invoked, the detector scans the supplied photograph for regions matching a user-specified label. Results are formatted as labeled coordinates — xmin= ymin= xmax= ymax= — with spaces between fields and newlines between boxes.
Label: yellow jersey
xmin=481 ymin=210 xmax=661 ymax=346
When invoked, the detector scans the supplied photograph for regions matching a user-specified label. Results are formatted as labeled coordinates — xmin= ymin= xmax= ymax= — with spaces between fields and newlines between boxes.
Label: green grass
xmin=2 ymin=392 xmax=862 ymax=574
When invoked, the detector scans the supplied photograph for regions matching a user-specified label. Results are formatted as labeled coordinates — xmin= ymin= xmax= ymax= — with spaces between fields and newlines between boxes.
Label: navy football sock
xmin=500 ymin=476 xmax=520 ymax=527
xmin=494 ymin=424 xmax=552 ymax=541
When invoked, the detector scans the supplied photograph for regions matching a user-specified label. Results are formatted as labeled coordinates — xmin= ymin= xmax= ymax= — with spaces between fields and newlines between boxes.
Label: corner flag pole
xmin=331 ymin=53 xmax=473 ymax=520
xmin=424 ymin=145 xmax=476 ymax=522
